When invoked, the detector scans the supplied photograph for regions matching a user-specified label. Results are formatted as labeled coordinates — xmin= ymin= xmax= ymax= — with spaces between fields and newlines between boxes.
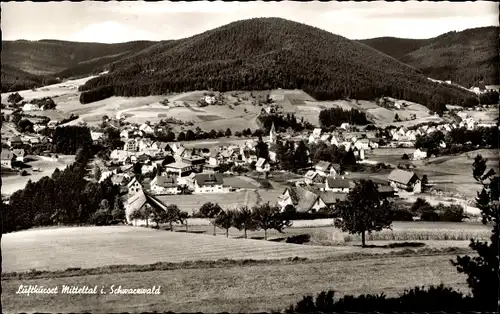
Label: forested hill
xmin=1 ymin=40 xmax=157 ymax=91
xmin=359 ymin=26 xmax=499 ymax=87
xmin=79 ymin=17 xmax=476 ymax=113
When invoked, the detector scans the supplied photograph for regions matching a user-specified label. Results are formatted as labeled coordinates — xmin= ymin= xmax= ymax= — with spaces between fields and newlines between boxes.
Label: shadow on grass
xmin=354 ymin=242 xmax=426 ymax=249
xmin=175 ymin=230 xmax=207 ymax=234
xmin=285 ymin=234 xmax=311 ymax=244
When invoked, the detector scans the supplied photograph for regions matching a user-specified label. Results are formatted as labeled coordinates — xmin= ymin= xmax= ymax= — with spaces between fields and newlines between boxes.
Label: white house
xmin=163 ymin=160 xmax=193 ymax=177
xmin=127 ymin=177 xmax=143 ymax=196
xmin=256 ymin=158 xmax=271 ymax=172
xmin=340 ymin=123 xmax=350 ymax=130
xmin=325 ymin=177 xmax=351 ymax=193
xmin=120 ymin=130 xmax=131 ymax=139
xmin=1 ymin=150 xmax=15 ymax=168
xmin=413 ymin=148 xmax=428 ymax=160
xmin=304 ymin=170 xmax=323 ymax=185
xmin=12 ymin=149 xmax=26 ymax=162
xmin=91 ymin=131 xmax=104 ymax=143
xmin=193 ymin=173 xmax=225 ymax=194
xmin=204 ymin=95 xmax=216 ymax=105
xmin=141 ymin=163 xmax=157 ymax=175
xmin=150 ymin=175 xmax=180 ymax=195
xmin=110 ymin=150 xmax=130 ymax=164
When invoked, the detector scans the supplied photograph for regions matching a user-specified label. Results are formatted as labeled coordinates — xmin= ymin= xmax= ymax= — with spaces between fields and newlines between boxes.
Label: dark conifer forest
xmin=78 ymin=18 xmax=478 ymax=111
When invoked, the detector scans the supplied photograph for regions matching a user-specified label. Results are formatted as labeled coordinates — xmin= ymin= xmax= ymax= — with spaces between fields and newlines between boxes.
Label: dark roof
xmin=154 ymin=175 xmax=178 ymax=188
xmin=286 ymin=187 xmax=319 ymax=213
xmin=326 ymin=177 xmax=351 ymax=189
xmin=388 ymin=169 xmax=418 ymax=185
xmin=9 ymin=136 xmax=22 ymax=142
xmin=195 ymin=173 xmax=224 ymax=186
xmin=377 ymin=185 xmax=395 ymax=194
xmin=318 ymin=191 xmax=347 ymax=205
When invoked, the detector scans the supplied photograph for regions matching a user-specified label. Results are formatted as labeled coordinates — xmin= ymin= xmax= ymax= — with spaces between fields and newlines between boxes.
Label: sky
xmin=1 ymin=1 xmax=498 ymax=43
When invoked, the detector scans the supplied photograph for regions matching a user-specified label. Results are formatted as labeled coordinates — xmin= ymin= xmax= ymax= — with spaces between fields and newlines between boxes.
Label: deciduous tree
xmin=334 ymin=180 xmax=393 ymax=247
xmin=199 ymin=202 xmax=223 ymax=235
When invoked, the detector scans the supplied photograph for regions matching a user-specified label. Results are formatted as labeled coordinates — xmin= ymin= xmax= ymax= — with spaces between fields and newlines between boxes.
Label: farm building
xmin=22 ymin=103 xmax=41 ymax=111
xmin=387 ymin=169 xmax=421 ymax=193
xmin=150 ymin=175 xmax=180 ymax=195
xmin=1 ymin=150 xmax=15 ymax=168
xmin=7 ymin=136 xmax=23 ymax=147
xmin=314 ymin=161 xmax=334 ymax=176
xmin=193 ymin=173 xmax=225 ymax=194
xmin=90 ymin=132 xmax=104 ymax=143
xmin=325 ymin=177 xmax=351 ymax=193
xmin=278 ymin=186 xmax=346 ymax=213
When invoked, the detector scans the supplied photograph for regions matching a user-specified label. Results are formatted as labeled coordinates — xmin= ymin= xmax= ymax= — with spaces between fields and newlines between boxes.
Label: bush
xmin=420 ymin=210 xmax=440 ymax=222
xmin=391 ymin=209 xmax=414 ymax=221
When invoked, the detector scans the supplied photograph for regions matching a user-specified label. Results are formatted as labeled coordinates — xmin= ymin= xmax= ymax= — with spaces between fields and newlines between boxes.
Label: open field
xmin=3 ymin=221 xmax=490 ymax=274
xmin=2 ymin=251 xmax=471 ymax=313
xmin=1 ymin=155 xmax=75 ymax=196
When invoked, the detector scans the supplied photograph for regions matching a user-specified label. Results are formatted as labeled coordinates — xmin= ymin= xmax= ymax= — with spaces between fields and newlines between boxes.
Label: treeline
xmin=2 ymin=161 xmax=123 ymax=233
xmin=29 ymin=97 xmax=57 ymax=110
xmin=275 ymin=140 xmax=309 ymax=170
xmin=319 ymin=107 xmax=369 ymax=127
xmin=393 ymin=198 xmax=466 ymax=222
xmin=308 ymin=142 xmax=357 ymax=168
xmin=415 ymin=127 xmax=499 ymax=155
xmin=258 ymin=113 xmax=314 ymax=133
xmin=76 ymin=18 xmax=477 ymax=112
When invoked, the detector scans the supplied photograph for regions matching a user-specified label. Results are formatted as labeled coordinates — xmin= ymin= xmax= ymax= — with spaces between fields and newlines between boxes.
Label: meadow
xmin=2 ymin=252 xmax=470 ymax=313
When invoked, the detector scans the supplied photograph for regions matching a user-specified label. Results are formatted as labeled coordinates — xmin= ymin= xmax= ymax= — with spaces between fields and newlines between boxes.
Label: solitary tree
xmin=179 ymin=211 xmax=189 ymax=232
xmin=233 ymin=206 xmax=257 ymax=239
xmin=215 ymin=209 xmax=236 ymax=237
xmin=334 ymin=180 xmax=393 ymax=247
xmin=452 ymin=155 xmax=499 ymax=311
xmin=199 ymin=202 xmax=223 ymax=235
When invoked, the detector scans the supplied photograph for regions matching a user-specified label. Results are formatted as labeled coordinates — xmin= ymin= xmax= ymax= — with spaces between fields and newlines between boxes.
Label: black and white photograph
xmin=1 ymin=1 xmax=499 ymax=313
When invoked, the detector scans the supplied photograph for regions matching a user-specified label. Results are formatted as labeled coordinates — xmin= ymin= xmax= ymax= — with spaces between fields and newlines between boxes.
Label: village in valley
xmin=2 ymin=82 xmax=498 ymax=223
xmin=1 ymin=2 xmax=499 ymax=312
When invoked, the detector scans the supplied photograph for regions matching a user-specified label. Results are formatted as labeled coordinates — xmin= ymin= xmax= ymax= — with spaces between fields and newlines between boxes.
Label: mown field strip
xmin=2 ymin=226 xmax=354 ymax=273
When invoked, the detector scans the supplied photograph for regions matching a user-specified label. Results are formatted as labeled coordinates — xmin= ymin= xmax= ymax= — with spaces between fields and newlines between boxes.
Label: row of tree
xmin=319 ymin=107 xmax=369 ymax=127
xmin=258 ymin=113 xmax=314 ymax=133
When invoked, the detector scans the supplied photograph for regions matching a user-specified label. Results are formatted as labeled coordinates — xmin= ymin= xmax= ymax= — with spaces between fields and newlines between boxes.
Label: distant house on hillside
xmin=22 ymin=103 xmax=41 ymax=112
xmin=387 ymin=169 xmax=421 ymax=193
xmin=193 ymin=173 xmax=225 ymax=193
xmin=340 ymin=123 xmax=350 ymax=130
xmin=91 ymin=131 xmax=104 ymax=143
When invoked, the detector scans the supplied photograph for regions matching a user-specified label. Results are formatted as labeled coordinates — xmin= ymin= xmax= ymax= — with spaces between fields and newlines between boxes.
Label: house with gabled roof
xmin=139 ymin=123 xmax=154 ymax=134
xmin=124 ymin=139 xmax=138 ymax=152
xmin=164 ymin=159 xmax=193 ymax=177
xmin=325 ymin=177 xmax=351 ymax=193
xmin=278 ymin=186 xmax=346 ymax=213
xmin=256 ymin=157 xmax=270 ymax=172
xmin=150 ymin=175 xmax=180 ymax=195
xmin=304 ymin=170 xmax=323 ymax=185
xmin=314 ymin=161 xmax=332 ymax=176
xmin=7 ymin=136 xmax=23 ymax=148
xmin=127 ymin=177 xmax=143 ymax=196
xmin=387 ymin=169 xmax=421 ymax=193
xmin=193 ymin=173 xmax=225 ymax=193
xmin=1 ymin=150 xmax=16 ymax=168
xmin=124 ymin=190 xmax=172 ymax=226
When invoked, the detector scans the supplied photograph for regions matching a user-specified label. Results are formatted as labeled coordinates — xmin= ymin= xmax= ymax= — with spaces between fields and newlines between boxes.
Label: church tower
xmin=269 ymin=122 xmax=277 ymax=144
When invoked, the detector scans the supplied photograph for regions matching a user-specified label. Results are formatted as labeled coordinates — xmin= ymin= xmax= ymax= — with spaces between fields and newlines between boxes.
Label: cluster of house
xmin=1 ymin=148 xmax=27 ymax=168
xmin=306 ymin=128 xmax=379 ymax=160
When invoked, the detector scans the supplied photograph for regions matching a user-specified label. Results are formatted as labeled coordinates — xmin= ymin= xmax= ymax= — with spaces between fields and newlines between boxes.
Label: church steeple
xmin=269 ymin=122 xmax=277 ymax=143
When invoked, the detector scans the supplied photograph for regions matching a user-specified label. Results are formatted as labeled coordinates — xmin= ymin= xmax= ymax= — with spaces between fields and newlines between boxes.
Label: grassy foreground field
xmin=3 ymin=223 xmax=488 ymax=274
xmin=2 ymin=253 xmax=470 ymax=313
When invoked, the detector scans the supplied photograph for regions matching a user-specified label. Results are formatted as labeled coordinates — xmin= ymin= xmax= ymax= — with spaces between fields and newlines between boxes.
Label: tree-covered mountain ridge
xmin=78 ymin=18 xmax=477 ymax=112
xmin=359 ymin=26 xmax=499 ymax=87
